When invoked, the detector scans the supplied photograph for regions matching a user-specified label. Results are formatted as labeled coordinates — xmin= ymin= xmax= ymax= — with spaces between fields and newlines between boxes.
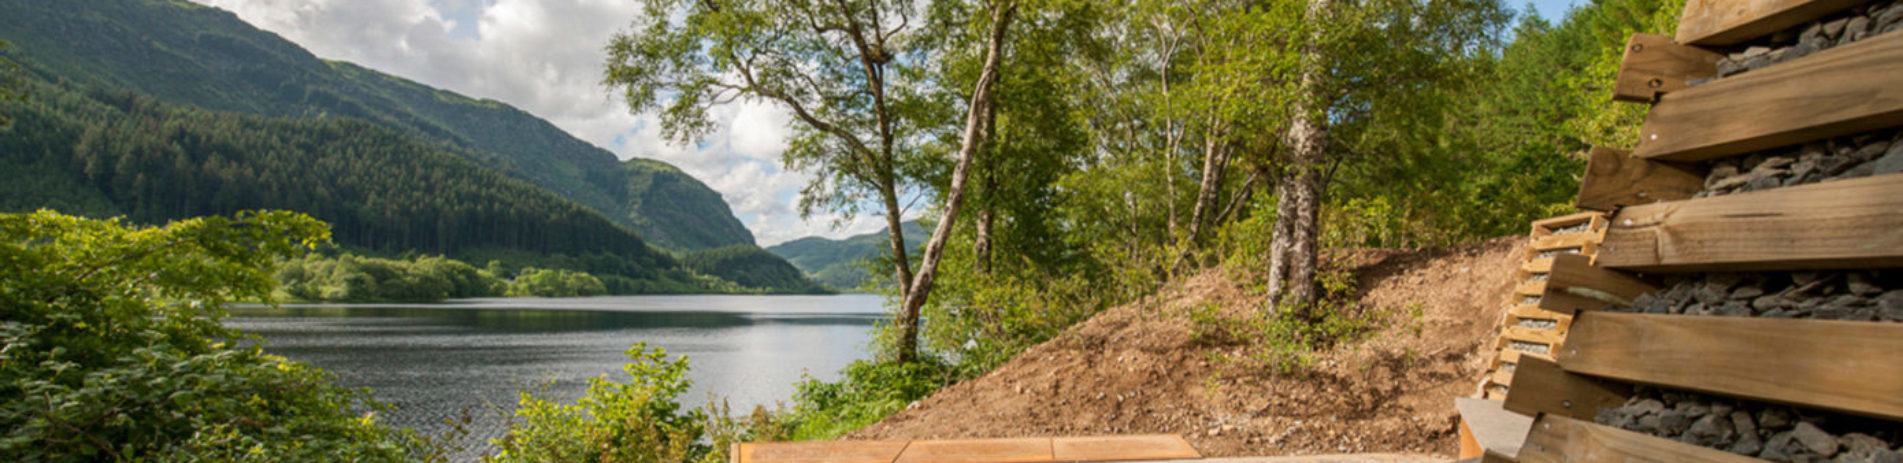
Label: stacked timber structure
xmin=1461 ymin=1 xmax=1903 ymax=462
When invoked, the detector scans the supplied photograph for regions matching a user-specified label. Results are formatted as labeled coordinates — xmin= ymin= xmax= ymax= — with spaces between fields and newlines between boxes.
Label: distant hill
xmin=767 ymin=221 xmax=929 ymax=291
xmin=0 ymin=0 xmax=752 ymax=252
xmin=0 ymin=80 xmax=700 ymax=291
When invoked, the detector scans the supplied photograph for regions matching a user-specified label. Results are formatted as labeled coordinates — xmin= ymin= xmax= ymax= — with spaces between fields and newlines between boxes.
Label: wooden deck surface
xmin=733 ymin=435 xmax=1200 ymax=463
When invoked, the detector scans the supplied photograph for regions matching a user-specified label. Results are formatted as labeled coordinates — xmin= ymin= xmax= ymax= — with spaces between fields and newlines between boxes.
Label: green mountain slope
xmin=767 ymin=221 xmax=928 ymax=291
xmin=0 ymin=0 xmax=752 ymax=252
xmin=0 ymin=80 xmax=698 ymax=291
xmin=683 ymin=245 xmax=832 ymax=295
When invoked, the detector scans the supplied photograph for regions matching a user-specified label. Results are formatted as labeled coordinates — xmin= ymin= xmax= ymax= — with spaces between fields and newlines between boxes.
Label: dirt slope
xmin=848 ymin=238 xmax=1522 ymax=459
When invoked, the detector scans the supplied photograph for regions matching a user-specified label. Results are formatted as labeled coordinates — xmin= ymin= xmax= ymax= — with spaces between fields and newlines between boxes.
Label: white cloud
xmin=189 ymin=0 xmax=882 ymax=246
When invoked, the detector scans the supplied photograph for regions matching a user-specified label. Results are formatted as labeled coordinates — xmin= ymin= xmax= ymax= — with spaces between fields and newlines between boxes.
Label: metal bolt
xmin=1631 ymin=43 xmax=1644 ymax=53
xmin=1562 ymin=400 xmax=1574 ymax=409
xmin=1648 ymin=78 xmax=1665 ymax=88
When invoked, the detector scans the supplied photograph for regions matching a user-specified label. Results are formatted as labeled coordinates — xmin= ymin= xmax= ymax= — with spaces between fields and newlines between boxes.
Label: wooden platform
xmin=732 ymin=435 xmax=1201 ymax=463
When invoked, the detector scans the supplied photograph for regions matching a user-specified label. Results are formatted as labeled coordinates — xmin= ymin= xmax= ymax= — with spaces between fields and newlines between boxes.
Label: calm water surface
xmin=226 ymin=294 xmax=885 ymax=458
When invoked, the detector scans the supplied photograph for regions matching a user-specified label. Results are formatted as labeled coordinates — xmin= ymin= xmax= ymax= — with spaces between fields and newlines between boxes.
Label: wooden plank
xmin=1559 ymin=311 xmax=1903 ymax=420
xmin=1598 ymin=173 xmax=1903 ymax=272
xmin=1458 ymin=397 xmax=1535 ymax=461
xmin=894 ymin=437 xmax=1051 ymax=463
xmin=1519 ymin=415 xmax=1764 ymax=463
xmin=1510 ymin=304 xmax=1573 ymax=322
xmin=1676 ymin=0 xmax=1871 ymax=46
xmin=1504 ymin=325 xmax=1564 ymax=346
xmin=1498 ymin=347 xmax=1555 ymax=366
xmin=1613 ymin=34 xmax=1723 ymax=102
xmin=1532 ymin=233 xmax=1600 ymax=252
xmin=1052 ymin=435 xmax=1198 ymax=461
xmin=1504 ymin=357 xmax=1632 ymax=421
xmin=1523 ymin=258 xmax=1554 ymax=274
xmin=1539 ymin=254 xmax=1660 ymax=312
xmin=1531 ymin=212 xmax=1606 ymax=238
xmin=1634 ymin=31 xmax=1903 ymax=162
xmin=1573 ymin=147 xmax=1707 ymax=212
xmin=1516 ymin=280 xmax=1549 ymax=298
xmin=736 ymin=441 xmax=910 ymax=463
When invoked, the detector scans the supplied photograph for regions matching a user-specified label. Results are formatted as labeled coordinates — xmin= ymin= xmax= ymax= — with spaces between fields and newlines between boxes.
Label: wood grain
xmin=1613 ymin=34 xmax=1722 ymax=102
xmin=1597 ymin=173 xmax=1903 ymax=272
xmin=1574 ymin=147 xmax=1707 ymax=212
xmin=1634 ymin=31 xmax=1903 ymax=162
xmin=1676 ymin=0 xmax=1872 ymax=46
xmin=1519 ymin=415 xmax=1764 ymax=463
xmin=1559 ymin=311 xmax=1903 ymax=420
xmin=1504 ymin=357 xmax=1631 ymax=421
xmin=1540 ymin=254 xmax=1660 ymax=312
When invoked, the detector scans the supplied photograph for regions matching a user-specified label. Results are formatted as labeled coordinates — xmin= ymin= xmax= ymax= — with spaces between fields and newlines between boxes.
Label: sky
xmin=188 ymin=0 xmax=1581 ymax=246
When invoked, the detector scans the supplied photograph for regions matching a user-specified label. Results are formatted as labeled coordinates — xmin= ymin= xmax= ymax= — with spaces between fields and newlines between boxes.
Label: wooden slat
xmin=1574 ymin=147 xmax=1707 ymax=212
xmin=1504 ymin=357 xmax=1631 ymax=421
xmin=1558 ymin=311 xmax=1903 ymax=420
xmin=1504 ymin=325 xmax=1564 ymax=346
xmin=1051 ymin=435 xmax=1199 ymax=461
xmin=1522 ymin=258 xmax=1554 ymax=274
xmin=1519 ymin=414 xmax=1764 ymax=463
xmin=1634 ymin=31 xmax=1903 ymax=162
xmin=1598 ymin=173 xmax=1903 ymax=272
xmin=1510 ymin=304 xmax=1573 ymax=323
xmin=1676 ymin=0 xmax=1871 ymax=46
xmin=1516 ymin=280 xmax=1549 ymax=297
xmin=1612 ymin=34 xmax=1723 ymax=102
xmin=1493 ymin=366 xmax=1518 ymax=387
xmin=1531 ymin=212 xmax=1606 ymax=238
xmin=1497 ymin=348 xmax=1554 ymax=367
xmin=1539 ymin=254 xmax=1659 ymax=312
xmin=1532 ymin=233 xmax=1599 ymax=252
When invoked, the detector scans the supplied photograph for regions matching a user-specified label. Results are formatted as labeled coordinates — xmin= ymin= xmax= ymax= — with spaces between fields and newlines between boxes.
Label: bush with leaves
xmin=488 ymin=343 xmax=726 ymax=463
xmin=0 ymin=209 xmax=436 ymax=461
xmin=504 ymin=267 xmax=607 ymax=297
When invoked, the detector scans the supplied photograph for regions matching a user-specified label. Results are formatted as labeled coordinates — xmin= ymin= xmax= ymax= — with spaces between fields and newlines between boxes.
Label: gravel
xmin=1595 ymin=386 xmax=1903 ymax=462
xmin=1696 ymin=128 xmax=1903 ymax=198
xmin=1694 ymin=1 xmax=1903 ymax=82
xmin=1621 ymin=270 xmax=1903 ymax=322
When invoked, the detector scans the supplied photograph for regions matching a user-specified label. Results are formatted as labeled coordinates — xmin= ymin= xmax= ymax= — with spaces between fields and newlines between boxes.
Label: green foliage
xmin=488 ymin=343 xmax=715 ymax=463
xmin=0 ymin=41 xmax=21 ymax=128
xmin=276 ymin=253 xmax=503 ymax=302
xmin=0 ymin=0 xmax=756 ymax=252
xmin=505 ymin=268 xmax=608 ymax=298
xmin=0 ymin=210 xmax=436 ymax=461
xmin=1191 ymin=267 xmax=1382 ymax=377
xmin=779 ymin=359 xmax=950 ymax=441
xmin=683 ymin=245 xmax=832 ymax=294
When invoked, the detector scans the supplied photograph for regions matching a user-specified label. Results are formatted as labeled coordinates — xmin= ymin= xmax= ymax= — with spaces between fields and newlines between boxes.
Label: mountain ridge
xmin=0 ymin=0 xmax=753 ymax=252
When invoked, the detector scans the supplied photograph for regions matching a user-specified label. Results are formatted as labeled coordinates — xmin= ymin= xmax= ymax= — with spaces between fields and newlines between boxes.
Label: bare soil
xmin=847 ymin=238 xmax=1523 ymax=459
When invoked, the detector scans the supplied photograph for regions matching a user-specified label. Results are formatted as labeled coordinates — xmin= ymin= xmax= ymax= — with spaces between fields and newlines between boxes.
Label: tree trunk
xmin=1186 ymin=129 xmax=1231 ymax=251
xmin=895 ymin=3 xmax=1015 ymax=364
xmin=1266 ymin=0 xmax=1331 ymax=316
xmin=974 ymin=208 xmax=994 ymax=274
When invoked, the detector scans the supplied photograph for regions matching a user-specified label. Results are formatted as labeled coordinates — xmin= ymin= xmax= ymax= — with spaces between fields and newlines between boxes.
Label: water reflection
xmin=226 ymin=294 xmax=885 ymax=459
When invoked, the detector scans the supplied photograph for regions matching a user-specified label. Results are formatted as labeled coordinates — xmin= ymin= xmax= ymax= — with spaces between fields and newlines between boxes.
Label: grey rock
xmin=1747 ymin=175 xmax=1782 ymax=191
xmin=1881 ymin=6 xmax=1903 ymax=29
xmin=1675 ymin=401 xmax=1711 ymax=417
xmin=1730 ymin=435 xmax=1765 ymax=456
xmin=1847 ymin=272 xmax=1884 ymax=296
xmin=1813 ymin=305 xmax=1853 ymax=320
xmin=1850 ymin=307 xmax=1878 ymax=321
xmin=1754 ymin=295 xmax=1791 ymax=311
xmin=1792 ymin=159 xmax=1818 ymax=178
xmin=1696 ymin=284 xmax=1730 ymax=304
xmin=1825 ymin=17 xmax=1850 ymax=38
xmin=1761 ymin=408 xmax=1794 ymax=429
xmin=1732 ymin=411 xmax=1759 ymax=438
xmin=1709 ymin=174 xmax=1751 ymax=191
xmin=1764 ymin=308 xmax=1795 ymax=318
xmin=1632 ymin=398 xmax=1666 ymax=416
xmin=1764 ymin=431 xmax=1798 ymax=461
xmin=1876 ymin=449 xmax=1903 ymax=463
xmin=1718 ymin=301 xmax=1752 ymax=316
xmin=1822 ymin=155 xmax=1857 ymax=175
xmin=1743 ymin=45 xmax=1773 ymax=57
xmin=1840 ymin=162 xmax=1878 ymax=179
xmin=1831 ymin=294 xmax=1867 ymax=307
xmin=1685 ymin=414 xmax=1735 ymax=446
xmin=1870 ymin=150 xmax=1903 ymax=176
xmin=1841 ymin=433 xmax=1888 ymax=456
xmin=1732 ymin=286 xmax=1766 ymax=300
xmin=1637 ymin=414 xmax=1663 ymax=433
xmin=1659 ymin=409 xmax=1695 ymax=435
xmin=1793 ymin=421 xmax=1839 ymax=457
xmin=1850 ymin=16 xmax=1874 ymax=41
xmin=1794 ymin=272 xmax=1822 ymax=285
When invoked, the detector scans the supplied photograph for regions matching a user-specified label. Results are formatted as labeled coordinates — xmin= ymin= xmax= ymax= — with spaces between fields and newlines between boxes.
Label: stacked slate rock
xmin=1693 ymin=0 xmax=1903 ymax=82
xmin=1622 ymin=270 xmax=1903 ymax=322
xmin=1696 ymin=128 xmax=1903 ymax=198
xmin=1596 ymin=387 xmax=1903 ymax=462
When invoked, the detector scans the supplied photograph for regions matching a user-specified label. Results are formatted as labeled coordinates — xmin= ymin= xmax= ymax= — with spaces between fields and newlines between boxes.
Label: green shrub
xmin=504 ymin=267 xmax=607 ymax=297
xmin=779 ymin=359 xmax=948 ymax=441
xmin=489 ymin=343 xmax=734 ymax=463
xmin=0 ymin=210 xmax=435 ymax=462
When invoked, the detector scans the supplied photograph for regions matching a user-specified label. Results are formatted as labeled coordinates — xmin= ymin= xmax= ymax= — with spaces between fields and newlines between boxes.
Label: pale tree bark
xmin=894 ymin=2 xmax=1016 ymax=364
xmin=1267 ymin=0 xmax=1330 ymax=315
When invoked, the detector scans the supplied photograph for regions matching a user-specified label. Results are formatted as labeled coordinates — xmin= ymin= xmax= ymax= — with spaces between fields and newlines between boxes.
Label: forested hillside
xmin=0 ymin=78 xmax=714 ymax=291
xmin=768 ymin=221 xmax=929 ymax=291
xmin=0 ymin=0 xmax=753 ymax=252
